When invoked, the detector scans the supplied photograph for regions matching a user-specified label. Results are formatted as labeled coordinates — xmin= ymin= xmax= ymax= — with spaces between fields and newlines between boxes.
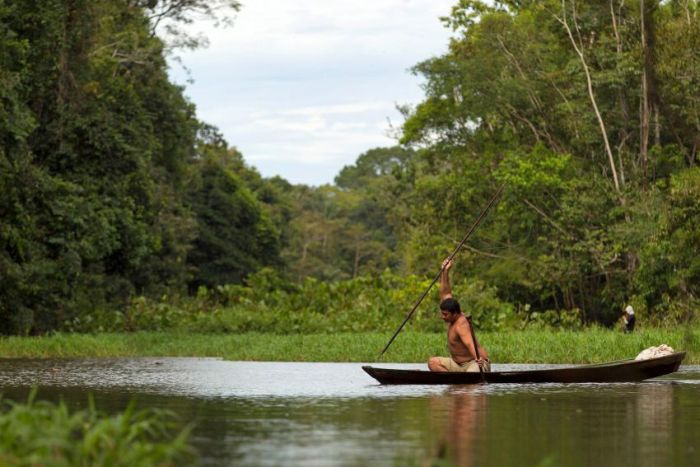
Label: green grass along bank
xmin=1 ymin=329 xmax=697 ymax=364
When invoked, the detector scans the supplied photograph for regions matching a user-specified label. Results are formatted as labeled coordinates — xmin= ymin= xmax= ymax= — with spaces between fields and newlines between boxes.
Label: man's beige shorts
xmin=435 ymin=357 xmax=491 ymax=373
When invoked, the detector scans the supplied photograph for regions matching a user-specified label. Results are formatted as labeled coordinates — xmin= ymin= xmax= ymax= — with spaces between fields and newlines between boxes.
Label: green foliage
xmin=335 ymin=146 xmax=415 ymax=190
xmin=495 ymin=145 xmax=571 ymax=191
xmin=0 ymin=0 xmax=201 ymax=333
xmin=3 ymin=0 xmax=700 ymax=336
xmin=0 ymin=328 xmax=696 ymax=363
xmin=395 ymin=0 xmax=700 ymax=326
xmin=667 ymin=168 xmax=700 ymax=296
xmin=0 ymin=0 xmax=275 ymax=334
xmin=186 ymin=151 xmax=280 ymax=290
xmin=62 ymin=270 xmax=516 ymax=335
xmin=281 ymin=182 xmax=399 ymax=281
xmin=0 ymin=389 xmax=195 ymax=466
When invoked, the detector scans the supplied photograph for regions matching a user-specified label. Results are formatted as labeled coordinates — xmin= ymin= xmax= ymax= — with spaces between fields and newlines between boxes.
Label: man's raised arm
xmin=440 ymin=258 xmax=453 ymax=301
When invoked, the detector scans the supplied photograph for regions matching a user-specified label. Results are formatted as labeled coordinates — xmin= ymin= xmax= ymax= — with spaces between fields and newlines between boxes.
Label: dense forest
xmin=1 ymin=0 xmax=699 ymax=335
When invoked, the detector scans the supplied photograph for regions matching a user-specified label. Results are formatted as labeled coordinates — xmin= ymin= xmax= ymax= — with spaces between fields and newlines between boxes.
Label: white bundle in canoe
xmin=635 ymin=344 xmax=675 ymax=361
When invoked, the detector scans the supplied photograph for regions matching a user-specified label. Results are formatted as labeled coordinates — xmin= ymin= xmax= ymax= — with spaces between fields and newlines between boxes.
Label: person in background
xmin=623 ymin=305 xmax=636 ymax=333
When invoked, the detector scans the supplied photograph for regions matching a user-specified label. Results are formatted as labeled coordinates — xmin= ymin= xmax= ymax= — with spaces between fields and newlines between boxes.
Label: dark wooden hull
xmin=363 ymin=352 xmax=685 ymax=385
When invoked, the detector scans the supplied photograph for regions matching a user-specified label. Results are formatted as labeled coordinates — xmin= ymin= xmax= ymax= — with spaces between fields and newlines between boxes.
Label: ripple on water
xmin=0 ymin=358 xmax=698 ymax=399
xmin=0 ymin=359 xmax=699 ymax=467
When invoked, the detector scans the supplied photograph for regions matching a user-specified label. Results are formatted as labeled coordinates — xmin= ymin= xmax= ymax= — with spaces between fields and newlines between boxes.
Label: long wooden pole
xmin=466 ymin=315 xmax=486 ymax=382
xmin=379 ymin=183 xmax=505 ymax=356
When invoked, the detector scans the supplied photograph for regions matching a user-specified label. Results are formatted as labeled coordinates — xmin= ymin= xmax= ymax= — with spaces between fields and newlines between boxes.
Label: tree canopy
xmin=1 ymin=0 xmax=699 ymax=334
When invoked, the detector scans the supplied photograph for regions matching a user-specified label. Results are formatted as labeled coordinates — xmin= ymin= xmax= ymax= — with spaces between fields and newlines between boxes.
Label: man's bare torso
xmin=447 ymin=315 xmax=489 ymax=364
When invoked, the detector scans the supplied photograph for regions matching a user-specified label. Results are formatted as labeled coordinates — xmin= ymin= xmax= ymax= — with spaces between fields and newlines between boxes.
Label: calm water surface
xmin=0 ymin=358 xmax=698 ymax=466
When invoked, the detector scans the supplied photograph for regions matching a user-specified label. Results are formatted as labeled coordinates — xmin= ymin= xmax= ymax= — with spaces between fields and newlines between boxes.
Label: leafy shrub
xmin=0 ymin=389 xmax=195 ymax=466
xmin=520 ymin=308 xmax=583 ymax=330
xmin=67 ymin=270 xmax=520 ymax=334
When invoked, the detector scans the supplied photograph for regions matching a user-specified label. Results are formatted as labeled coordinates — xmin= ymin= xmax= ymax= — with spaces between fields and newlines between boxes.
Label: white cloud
xmin=168 ymin=0 xmax=455 ymax=185
xmin=330 ymin=122 xmax=368 ymax=131
xmin=277 ymin=102 xmax=392 ymax=116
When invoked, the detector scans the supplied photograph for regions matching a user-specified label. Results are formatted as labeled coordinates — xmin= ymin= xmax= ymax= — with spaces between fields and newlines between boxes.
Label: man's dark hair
xmin=440 ymin=298 xmax=461 ymax=314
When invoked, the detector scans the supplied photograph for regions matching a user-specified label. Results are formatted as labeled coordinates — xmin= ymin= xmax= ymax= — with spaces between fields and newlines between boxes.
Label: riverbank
xmin=1 ymin=328 xmax=697 ymax=363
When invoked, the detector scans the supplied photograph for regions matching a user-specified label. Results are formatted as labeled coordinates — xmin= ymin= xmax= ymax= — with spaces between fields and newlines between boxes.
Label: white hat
xmin=625 ymin=305 xmax=634 ymax=315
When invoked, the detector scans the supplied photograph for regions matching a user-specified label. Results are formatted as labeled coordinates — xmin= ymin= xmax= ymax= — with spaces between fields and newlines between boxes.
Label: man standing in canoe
xmin=428 ymin=258 xmax=491 ymax=373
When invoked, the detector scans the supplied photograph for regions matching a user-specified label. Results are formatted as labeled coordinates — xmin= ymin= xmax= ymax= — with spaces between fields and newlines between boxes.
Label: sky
xmin=167 ymin=0 xmax=456 ymax=186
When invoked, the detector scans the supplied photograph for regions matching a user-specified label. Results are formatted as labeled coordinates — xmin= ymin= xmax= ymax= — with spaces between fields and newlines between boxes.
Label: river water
xmin=0 ymin=358 xmax=698 ymax=466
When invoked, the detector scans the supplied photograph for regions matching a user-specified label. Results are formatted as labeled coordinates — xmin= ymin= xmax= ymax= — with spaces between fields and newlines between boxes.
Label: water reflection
xmin=428 ymin=388 xmax=487 ymax=467
xmin=0 ymin=359 xmax=698 ymax=466
xmin=635 ymin=383 xmax=674 ymax=463
xmin=403 ymin=379 xmax=697 ymax=467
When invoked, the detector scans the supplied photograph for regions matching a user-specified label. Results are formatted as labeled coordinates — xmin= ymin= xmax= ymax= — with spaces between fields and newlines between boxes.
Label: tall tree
xmin=0 ymin=0 xmax=231 ymax=332
xmin=186 ymin=145 xmax=281 ymax=290
xmin=398 ymin=0 xmax=700 ymax=323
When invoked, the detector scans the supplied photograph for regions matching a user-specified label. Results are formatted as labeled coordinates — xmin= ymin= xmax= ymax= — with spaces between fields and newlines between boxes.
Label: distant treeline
xmin=1 ymin=0 xmax=699 ymax=335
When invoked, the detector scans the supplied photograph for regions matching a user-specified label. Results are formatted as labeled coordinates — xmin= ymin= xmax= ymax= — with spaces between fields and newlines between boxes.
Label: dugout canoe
xmin=362 ymin=351 xmax=686 ymax=385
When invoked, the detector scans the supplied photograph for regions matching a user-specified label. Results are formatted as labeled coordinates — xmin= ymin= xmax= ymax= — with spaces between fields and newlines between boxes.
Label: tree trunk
xmin=558 ymin=1 xmax=623 ymax=196
xmin=640 ymin=0 xmax=661 ymax=187
xmin=611 ymin=0 xmax=628 ymax=187
xmin=640 ymin=0 xmax=651 ymax=186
